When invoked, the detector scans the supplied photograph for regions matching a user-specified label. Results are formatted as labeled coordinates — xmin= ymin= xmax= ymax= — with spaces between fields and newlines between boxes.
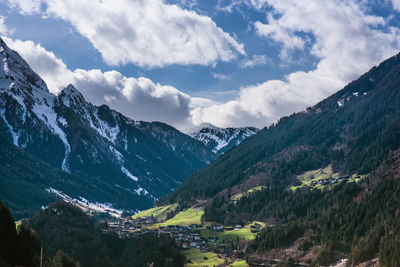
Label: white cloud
xmin=6 ymin=0 xmax=42 ymax=14
xmin=212 ymin=72 xmax=231 ymax=80
xmin=175 ymin=0 xmax=198 ymax=9
xmin=216 ymin=0 xmax=268 ymax=12
xmin=392 ymin=0 xmax=400 ymax=11
xmin=6 ymin=0 xmax=245 ymax=67
xmin=191 ymin=0 xmax=400 ymax=128
xmin=3 ymin=37 xmax=198 ymax=128
xmin=0 ymin=16 xmax=10 ymax=35
xmin=3 ymin=1 xmax=400 ymax=130
xmin=240 ymin=54 xmax=270 ymax=68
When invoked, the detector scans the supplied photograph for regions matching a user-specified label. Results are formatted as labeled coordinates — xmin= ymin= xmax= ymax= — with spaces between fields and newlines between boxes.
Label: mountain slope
xmin=186 ymin=123 xmax=258 ymax=155
xmin=164 ymin=52 xmax=400 ymax=205
xmin=160 ymin=52 xmax=400 ymax=265
xmin=0 ymin=37 xmax=216 ymax=214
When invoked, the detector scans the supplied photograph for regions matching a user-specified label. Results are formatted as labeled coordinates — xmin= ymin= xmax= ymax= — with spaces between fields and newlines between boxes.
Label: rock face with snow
xmin=0 ymin=38 xmax=215 ymax=212
xmin=187 ymin=123 xmax=259 ymax=155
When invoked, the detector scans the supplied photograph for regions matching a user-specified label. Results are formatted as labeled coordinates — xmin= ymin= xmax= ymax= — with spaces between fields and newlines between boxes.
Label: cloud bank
xmin=3 ymin=37 xmax=196 ymax=128
xmin=3 ymin=0 xmax=400 ymax=130
xmin=6 ymin=0 xmax=245 ymax=67
xmin=191 ymin=0 xmax=400 ymax=127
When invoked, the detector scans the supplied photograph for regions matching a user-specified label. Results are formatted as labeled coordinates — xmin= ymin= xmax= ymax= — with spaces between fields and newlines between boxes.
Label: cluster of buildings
xmin=310 ymin=176 xmax=356 ymax=187
xmin=102 ymin=216 xmax=157 ymax=237
xmin=102 ymin=215 xmax=258 ymax=257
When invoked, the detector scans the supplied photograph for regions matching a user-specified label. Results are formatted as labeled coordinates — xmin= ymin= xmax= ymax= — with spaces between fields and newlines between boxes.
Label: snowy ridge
xmin=187 ymin=123 xmax=259 ymax=154
xmin=0 ymin=39 xmax=72 ymax=171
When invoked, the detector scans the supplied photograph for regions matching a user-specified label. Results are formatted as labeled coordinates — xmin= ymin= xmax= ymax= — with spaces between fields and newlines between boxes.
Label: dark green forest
xmin=241 ymin=154 xmax=400 ymax=265
xmin=0 ymin=201 xmax=185 ymax=267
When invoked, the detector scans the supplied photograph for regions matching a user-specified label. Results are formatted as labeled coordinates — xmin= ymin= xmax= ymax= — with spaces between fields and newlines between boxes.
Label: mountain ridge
xmin=186 ymin=123 xmax=259 ymax=155
xmin=0 ymin=37 xmax=257 ymax=216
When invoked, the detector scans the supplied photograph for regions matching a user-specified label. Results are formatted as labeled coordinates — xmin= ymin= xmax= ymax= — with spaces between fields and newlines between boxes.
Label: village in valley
xmin=97 ymin=174 xmax=361 ymax=266
xmin=98 ymin=203 xmax=265 ymax=266
xmin=104 ymin=210 xmax=262 ymax=254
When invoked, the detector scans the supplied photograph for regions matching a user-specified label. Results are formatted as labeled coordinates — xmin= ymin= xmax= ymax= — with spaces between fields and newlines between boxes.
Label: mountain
xmin=185 ymin=123 xmax=258 ymax=155
xmin=161 ymin=53 xmax=400 ymax=264
xmin=0 ymin=37 xmax=219 ymax=216
xmin=164 ymin=52 xmax=400 ymax=206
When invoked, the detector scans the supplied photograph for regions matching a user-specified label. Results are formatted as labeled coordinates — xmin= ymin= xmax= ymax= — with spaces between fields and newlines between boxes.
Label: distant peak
xmin=183 ymin=123 xmax=219 ymax=134
xmin=62 ymin=84 xmax=83 ymax=96
xmin=58 ymin=84 xmax=86 ymax=107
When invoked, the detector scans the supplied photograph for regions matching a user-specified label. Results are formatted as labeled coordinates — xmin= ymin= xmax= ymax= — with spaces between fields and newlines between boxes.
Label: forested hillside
xmin=164 ymin=52 xmax=400 ymax=205
xmin=159 ymin=53 xmax=400 ymax=265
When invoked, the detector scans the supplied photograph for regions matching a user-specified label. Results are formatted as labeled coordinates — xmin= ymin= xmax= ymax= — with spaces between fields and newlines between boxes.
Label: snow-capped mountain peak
xmin=58 ymin=84 xmax=86 ymax=108
xmin=0 ymin=38 xmax=48 ymax=95
xmin=187 ymin=123 xmax=259 ymax=155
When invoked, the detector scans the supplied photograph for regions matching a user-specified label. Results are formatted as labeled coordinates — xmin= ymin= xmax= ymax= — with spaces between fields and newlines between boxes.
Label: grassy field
xmin=228 ymin=260 xmax=249 ymax=267
xmin=148 ymin=208 xmax=204 ymax=228
xmin=231 ymin=186 xmax=264 ymax=202
xmin=183 ymin=248 xmax=226 ymax=267
xmin=132 ymin=203 xmax=178 ymax=222
xmin=201 ymin=221 xmax=266 ymax=243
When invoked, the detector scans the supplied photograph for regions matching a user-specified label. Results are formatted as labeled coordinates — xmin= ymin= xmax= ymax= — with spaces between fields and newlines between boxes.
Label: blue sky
xmin=0 ymin=0 xmax=400 ymax=129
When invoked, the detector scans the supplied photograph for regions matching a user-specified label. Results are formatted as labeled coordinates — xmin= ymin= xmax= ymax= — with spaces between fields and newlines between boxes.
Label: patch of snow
xmin=121 ymin=166 xmax=138 ymax=181
xmin=135 ymin=154 xmax=147 ymax=162
xmin=352 ymin=92 xmax=359 ymax=97
xmin=32 ymin=100 xmax=71 ymax=172
xmin=109 ymin=145 xmax=124 ymax=163
xmin=58 ymin=116 xmax=68 ymax=127
xmin=0 ymin=108 xmax=19 ymax=145
xmin=91 ymin=110 xmax=120 ymax=143
xmin=337 ymin=100 xmax=343 ymax=107
xmin=123 ymin=136 xmax=128 ymax=150
xmin=46 ymin=187 xmax=123 ymax=218
xmin=135 ymin=186 xmax=149 ymax=195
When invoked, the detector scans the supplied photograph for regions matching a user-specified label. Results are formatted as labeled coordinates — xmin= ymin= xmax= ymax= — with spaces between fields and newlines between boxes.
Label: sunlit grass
xmin=200 ymin=221 xmax=266 ymax=243
xmin=132 ymin=203 xmax=178 ymax=222
xmin=183 ymin=248 xmax=226 ymax=267
xmin=228 ymin=260 xmax=249 ymax=267
xmin=147 ymin=208 xmax=204 ymax=228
